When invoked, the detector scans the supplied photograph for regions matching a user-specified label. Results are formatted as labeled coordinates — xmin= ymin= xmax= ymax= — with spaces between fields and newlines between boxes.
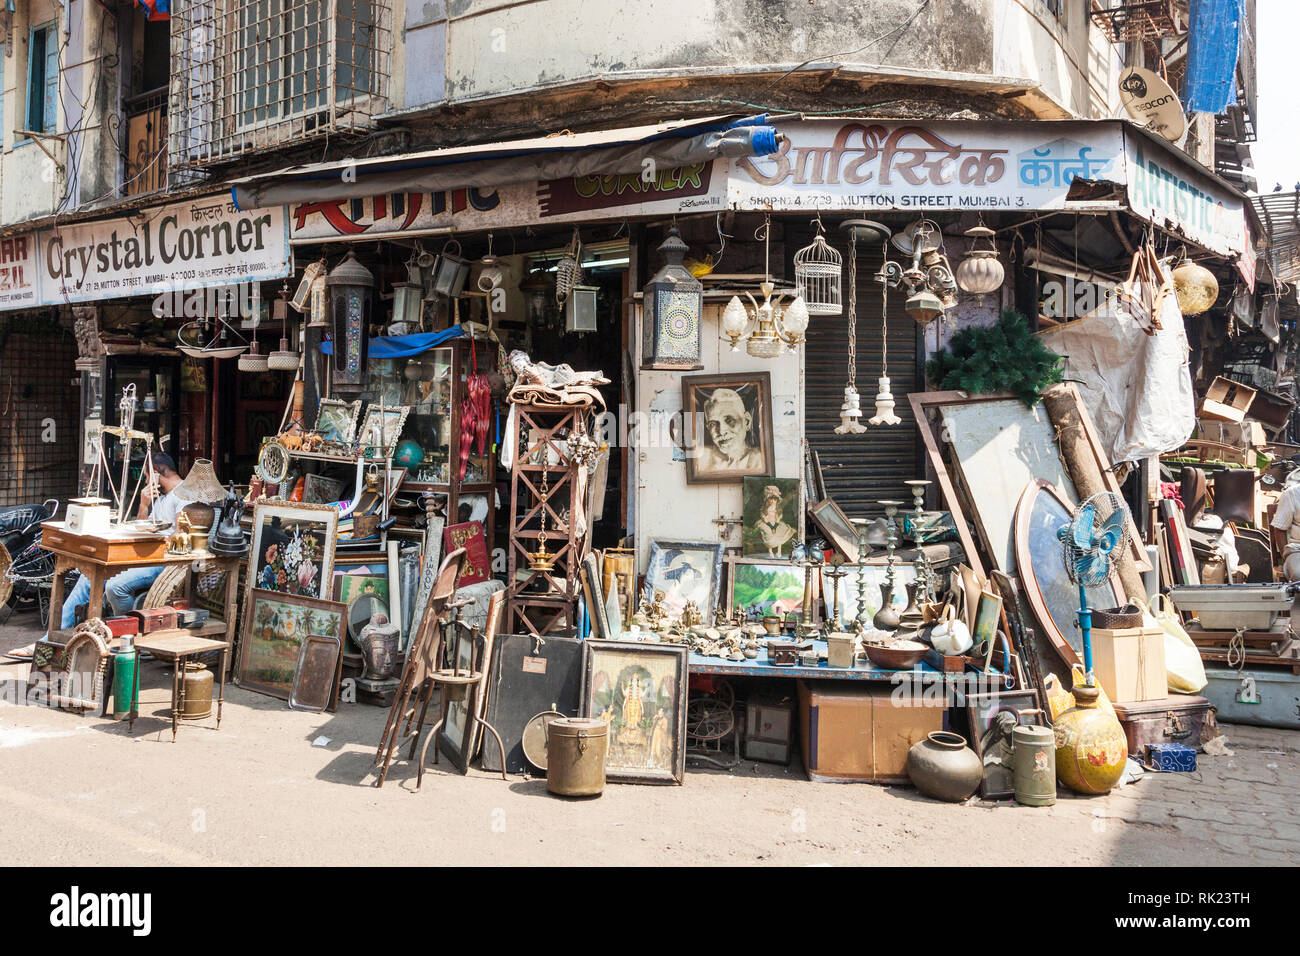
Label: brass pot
xmin=545 ymin=718 xmax=608 ymax=797
xmin=181 ymin=662 xmax=214 ymax=720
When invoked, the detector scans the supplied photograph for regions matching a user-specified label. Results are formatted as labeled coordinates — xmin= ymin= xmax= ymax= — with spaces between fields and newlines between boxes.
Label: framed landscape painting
xmin=237 ymin=589 xmax=346 ymax=702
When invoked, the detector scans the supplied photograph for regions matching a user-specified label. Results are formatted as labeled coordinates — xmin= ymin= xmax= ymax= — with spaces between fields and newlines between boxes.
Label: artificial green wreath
xmin=925 ymin=309 xmax=1063 ymax=406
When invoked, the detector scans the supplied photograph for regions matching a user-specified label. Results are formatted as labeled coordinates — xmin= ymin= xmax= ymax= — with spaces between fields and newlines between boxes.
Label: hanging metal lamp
xmin=955 ymin=221 xmax=1005 ymax=304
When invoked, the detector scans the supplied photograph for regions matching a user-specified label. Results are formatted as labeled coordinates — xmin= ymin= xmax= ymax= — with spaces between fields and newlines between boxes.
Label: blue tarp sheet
xmin=317 ymin=325 xmax=466 ymax=358
xmin=1185 ymin=0 xmax=1244 ymax=115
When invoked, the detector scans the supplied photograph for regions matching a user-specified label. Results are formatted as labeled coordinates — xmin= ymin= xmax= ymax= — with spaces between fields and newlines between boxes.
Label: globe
xmin=393 ymin=440 xmax=425 ymax=468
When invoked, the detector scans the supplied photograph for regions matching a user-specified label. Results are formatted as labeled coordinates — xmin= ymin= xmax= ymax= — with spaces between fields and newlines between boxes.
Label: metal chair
xmin=373 ymin=547 xmax=467 ymax=788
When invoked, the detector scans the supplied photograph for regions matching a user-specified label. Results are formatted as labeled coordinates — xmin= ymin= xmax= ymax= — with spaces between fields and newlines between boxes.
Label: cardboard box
xmin=1199 ymin=376 xmax=1256 ymax=423
xmin=1091 ymin=625 xmax=1166 ymax=703
xmin=797 ymin=680 xmax=944 ymax=783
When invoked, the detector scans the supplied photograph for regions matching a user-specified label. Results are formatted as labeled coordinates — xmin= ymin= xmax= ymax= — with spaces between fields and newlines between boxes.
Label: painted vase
xmin=873 ymin=582 xmax=900 ymax=630
xmin=1053 ymin=683 xmax=1128 ymax=794
xmin=907 ymin=731 xmax=983 ymax=802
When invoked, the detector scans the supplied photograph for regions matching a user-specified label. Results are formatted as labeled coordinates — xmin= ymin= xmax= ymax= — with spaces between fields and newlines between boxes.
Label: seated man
xmin=59 ymin=453 xmax=185 ymax=629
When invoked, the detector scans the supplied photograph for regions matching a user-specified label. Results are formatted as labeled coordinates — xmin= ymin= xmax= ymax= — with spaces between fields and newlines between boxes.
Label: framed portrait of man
xmin=680 ymin=372 xmax=775 ymax=484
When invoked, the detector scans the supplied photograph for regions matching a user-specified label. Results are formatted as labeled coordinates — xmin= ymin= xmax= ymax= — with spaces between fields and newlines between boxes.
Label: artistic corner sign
xmin=727 ymin=122 xmax=1123 ymax=212
xmin=0 ymin=196 xmax=291 ymax=311
xmin=1123 ymin=130 xmax=1247 ymax=259
xmin=282 ymin=118 xmax=1246 ymax=261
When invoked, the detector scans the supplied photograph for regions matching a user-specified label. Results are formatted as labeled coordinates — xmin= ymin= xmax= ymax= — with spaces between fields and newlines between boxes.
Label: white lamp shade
xmin=784 ymin=296 xmax=810 ymax=336
xmin=722 ymin=296 xmax=748 ymax=337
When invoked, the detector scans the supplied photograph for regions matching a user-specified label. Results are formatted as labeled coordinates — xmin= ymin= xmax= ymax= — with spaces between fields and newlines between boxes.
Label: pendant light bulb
xmin=835 ymin=384 xmax=867 ymax=435
xmin=869 ymin=376 xmax=901 ymax=426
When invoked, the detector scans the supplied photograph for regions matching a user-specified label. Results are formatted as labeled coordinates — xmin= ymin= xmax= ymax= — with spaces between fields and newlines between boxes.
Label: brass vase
xmin=873 ymin=582 xmax=900 ymax=630
xmin=1053 ymin=684 xmax=1128 ymax=795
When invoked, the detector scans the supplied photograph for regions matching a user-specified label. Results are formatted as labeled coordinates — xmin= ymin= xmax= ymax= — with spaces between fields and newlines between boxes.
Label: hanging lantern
xmin=326 ymin=250 xmax=375 ymax=394
xmin=565 ymin=285 xmax=599 ymax=333
xmin=793 ymin=226 xmax=843 ymax=315
xmin=642 ymin=225 xmax=704 ymax=369
xmin=307 ymin=271 xmax=329 ymax=329
xmin=290 ymin=259 xmax=326 ymax=313
xmin=955 ymin=223 xmax=1005 ymax=304
xmin=519 ymin=269 xmax=554 ymax=329
xmin=905 ymin=289 xmax=946 ymax=324
xmin=430 ymin=239 xmax=471 ymax=298
xmin=1172 ymin=258 xmax=1219 ymax=316
xmin=389 ymin=282 xmax=424 ymax=333
xmin=267 ymin=288 xmax=300 ymax=370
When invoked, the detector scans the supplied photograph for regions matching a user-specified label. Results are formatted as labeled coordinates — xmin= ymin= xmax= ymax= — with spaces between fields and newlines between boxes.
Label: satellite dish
xmin=1119 ymin=66 xmax=1187 ymax=144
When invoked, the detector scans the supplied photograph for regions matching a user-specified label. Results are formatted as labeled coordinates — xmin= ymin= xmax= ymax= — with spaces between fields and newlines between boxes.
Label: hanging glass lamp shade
xmin=326 ymin=250 xmax=375 ymax=394
xmin=390 ymin=283 xmax=424 ymax=331
xmin=290 ymin=260 xmax=326 ymax=313
xmin=1172 ymin=258 xmax=1218 ymax=316
xmin=642 ymin=226 xmax=704 ymax=369
xmin=906 ymin=289 xmax=945 ymax=324
xmin=238 ymin=339 xmax=269 ymax=372
xmin=955 ymin=225 xmax=1005 ymax=304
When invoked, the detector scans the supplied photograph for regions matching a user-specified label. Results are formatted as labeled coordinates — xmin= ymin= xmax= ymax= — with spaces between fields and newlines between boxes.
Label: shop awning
xmin=231 ymin=115 xmax=780 ymax=210
xmin=317 ymin=325 xmax=465 ymax=359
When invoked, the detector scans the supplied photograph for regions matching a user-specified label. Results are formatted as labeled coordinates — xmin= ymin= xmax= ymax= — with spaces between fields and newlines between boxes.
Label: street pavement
xmin=2 ymin=613 xmax=1295 ymax=866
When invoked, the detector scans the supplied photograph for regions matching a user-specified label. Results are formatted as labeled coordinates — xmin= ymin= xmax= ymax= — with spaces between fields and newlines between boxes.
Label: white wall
xmin=0 ymin=0 xmax=66 ymax=225
xmin=993 ymin=0 xmax=1123 ymax=120
xmin=633 ymin=300 xmax=804 ymax=576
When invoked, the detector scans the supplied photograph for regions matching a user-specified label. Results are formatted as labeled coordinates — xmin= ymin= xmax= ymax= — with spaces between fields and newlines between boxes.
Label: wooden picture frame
xmin=313 ymin=398 xmax=361 ymax=444
xmin=238 ymin=588 xmax=346 ymax=702
xmin=1013 ymin=479 xmax=1125 ymax=670
xmin=358 ymin=404 xmax=411 ymax=459
xmin=680 ymin=371 xmax=774 ymax=484
xmin=643 ymin=540 xmax=725 ymax=620
xmin=248 ymin=500 xmax=339 ymax=601
xmin=965 ymin=689 xmax=1041 ymax=799
xmin=581 ymin=551 xmax=614 ymax=640
xmin=908 ymin=386 xmax=1150 ymax=580
xmin=726 ymin=555 xmax=808 ymax=617
xmin=53 ymin=625 xmax=111 ymax=713
xmin=582 ymin=640 xmax=688 ymax=785
xmin=809 ymin=497 xmax=860 ymax=562
xmin=742 ymin=476 xmax=800 ymax=558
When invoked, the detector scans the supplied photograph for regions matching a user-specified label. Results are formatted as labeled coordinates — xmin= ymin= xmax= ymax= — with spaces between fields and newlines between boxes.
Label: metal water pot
xmin=1011 ymin=724 xmax=1057 ymax=807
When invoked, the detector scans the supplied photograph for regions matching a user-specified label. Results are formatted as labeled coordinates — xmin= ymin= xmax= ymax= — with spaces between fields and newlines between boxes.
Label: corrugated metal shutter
xmin=799 ymin=227 xmax=923 ymax=518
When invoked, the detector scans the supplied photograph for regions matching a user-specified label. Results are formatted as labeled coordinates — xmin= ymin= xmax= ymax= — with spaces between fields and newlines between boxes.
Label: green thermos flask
xmin=112 ymin=635 xmax=138 ymax=720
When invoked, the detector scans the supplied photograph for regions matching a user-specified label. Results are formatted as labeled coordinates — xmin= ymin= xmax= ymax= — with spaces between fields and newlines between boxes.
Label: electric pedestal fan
xmin=1057 ymin=491 xmax=1131 ymax=685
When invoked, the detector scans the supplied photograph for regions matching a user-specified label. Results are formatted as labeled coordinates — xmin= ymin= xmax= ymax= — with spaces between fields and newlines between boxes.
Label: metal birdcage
xmin=793 ymin=228 xmax=843 ymax=316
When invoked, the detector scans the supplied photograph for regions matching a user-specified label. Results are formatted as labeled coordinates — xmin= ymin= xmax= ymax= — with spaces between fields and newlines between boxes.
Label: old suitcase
xmin=1202 ymin=667 xmax=1300 ymax=730
xmin=102 ymin=616 xmax=139 ymax=637
xmin=480 ymin=633 xmax=584 ymax=775
xmin=1111 ymin=695 xmax=1213 ymax=754
xmin=797 ymin=680 xmax=944 ymax=783
xmin=128 ymin=607 xmax=177 ymax=634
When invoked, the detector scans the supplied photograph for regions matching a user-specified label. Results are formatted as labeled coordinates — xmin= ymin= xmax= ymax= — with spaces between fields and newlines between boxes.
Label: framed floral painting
xmin=249 ymin=500 xmax=339 ymax=601
xmin=237 ymin=588 xmax=346 ymax=702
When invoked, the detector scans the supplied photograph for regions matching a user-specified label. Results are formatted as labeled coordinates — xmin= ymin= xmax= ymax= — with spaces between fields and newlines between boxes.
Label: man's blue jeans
xmin=60 ymin=566 xmax=164 ymax=629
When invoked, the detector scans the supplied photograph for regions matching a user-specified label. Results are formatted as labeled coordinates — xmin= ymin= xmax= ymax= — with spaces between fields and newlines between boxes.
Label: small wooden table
xmin=35 ymin=523 xmax=243 ymax=730
xmin=132 ymin=631 xmax=233 ymax=741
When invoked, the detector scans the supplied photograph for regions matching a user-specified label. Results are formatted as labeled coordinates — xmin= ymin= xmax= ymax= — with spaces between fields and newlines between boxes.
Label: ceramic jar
xmin=1053 ymin=683 xmax=1128 ymax=794
xmin=907 ymin=731 xmax=982 ymax=802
